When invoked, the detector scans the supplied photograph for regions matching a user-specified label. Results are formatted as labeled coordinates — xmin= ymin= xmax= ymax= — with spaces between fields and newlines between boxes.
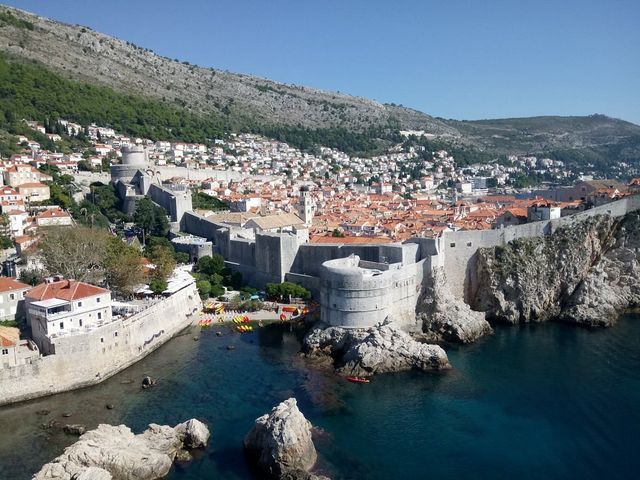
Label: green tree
xmin=39 ymin=226 xmax=109 ymax=283
xmin=149 ymin=278 xmax=168 ymax=295
xmin=134 ymin=197 xmax=169 ymax=238
xmin=265 ymin=282 xmax=311 ymax=302
xmin=0 ymin=235 xmax=13 ymax=249
xmin=196 ymin=279 xmax=211 ymax=299
xmin=148 ymin=245 xmax=176 ymax=283
xmin=196 ymin=254 xmax=225 ymax=276
xmin=103 ymin=237 xmax=146 ymax=296
xmin=19 ymin=268 xmax=46 ymax=286
xmin=47 ymin=183 xmax=74 ymax=209
xmin=174 ymin=252 xmax=190 ymax=264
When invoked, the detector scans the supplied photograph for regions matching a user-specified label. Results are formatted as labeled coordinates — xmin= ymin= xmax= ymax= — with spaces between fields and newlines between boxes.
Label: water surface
xmin=1 ymin=316 xmax=639 ymax=479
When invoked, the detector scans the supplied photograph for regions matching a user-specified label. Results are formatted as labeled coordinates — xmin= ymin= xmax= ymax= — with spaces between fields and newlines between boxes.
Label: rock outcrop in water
xmin=303 ymin=323 xmax=450 ymax=376
xmin=34 ymin=419 xmax=210 ymax=480
xmin=417 ymin=267 xmax=493 ymax=343
xmin=244 ymin=398 xmax=322 ymax=480
xmin=470 ymin=212 xmax=640 ymax=327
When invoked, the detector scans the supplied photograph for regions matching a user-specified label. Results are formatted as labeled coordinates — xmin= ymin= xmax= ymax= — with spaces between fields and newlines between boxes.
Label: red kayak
xmin=345 ymin=376 xmax=370 ymax=384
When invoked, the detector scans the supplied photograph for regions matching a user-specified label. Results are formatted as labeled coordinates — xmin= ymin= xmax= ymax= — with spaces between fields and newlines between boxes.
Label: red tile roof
xmin=0 ymin=277 xmax=30 ymax=293
xmin=36 ymin=208 xmax=70 ymax=219
xmin=0 ymin=326 xmax=19 ymax=347
xmin=26 ymin=280 xmax=109 ymax=301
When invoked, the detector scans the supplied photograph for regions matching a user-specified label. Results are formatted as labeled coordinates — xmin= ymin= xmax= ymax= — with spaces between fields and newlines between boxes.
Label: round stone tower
xmin=111 ymin=145 xmax=148 ymax=185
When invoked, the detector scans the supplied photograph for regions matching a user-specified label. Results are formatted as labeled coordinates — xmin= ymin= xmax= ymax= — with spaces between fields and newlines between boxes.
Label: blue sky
xmin=4 ymin=0 xmax=640 ymax=124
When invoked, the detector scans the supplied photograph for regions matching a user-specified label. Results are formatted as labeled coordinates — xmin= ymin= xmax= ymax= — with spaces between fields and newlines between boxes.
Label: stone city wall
xmin=0 ymin=282 xmax=201 ymax=407
xmin=442 ymin=195 xmax=640 ymax=299
xmin=148 ymin=183 xmax=193 ymax=224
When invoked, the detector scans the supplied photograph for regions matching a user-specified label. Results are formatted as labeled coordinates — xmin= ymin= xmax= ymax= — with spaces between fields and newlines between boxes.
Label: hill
xmin=0 ymin=5 xmax=453 ymax=136
xmin=1 ymin=4 xmax=639 ymax=165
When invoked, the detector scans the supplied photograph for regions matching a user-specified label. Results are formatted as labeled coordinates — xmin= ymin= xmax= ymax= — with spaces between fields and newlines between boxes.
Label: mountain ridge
xmin=1 ymin=4 xmax=639 ymax=163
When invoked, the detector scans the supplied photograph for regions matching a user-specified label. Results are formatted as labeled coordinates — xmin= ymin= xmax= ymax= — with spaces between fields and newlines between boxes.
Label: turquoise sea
xmin=1 ymin=315 xmax=639 ymax=479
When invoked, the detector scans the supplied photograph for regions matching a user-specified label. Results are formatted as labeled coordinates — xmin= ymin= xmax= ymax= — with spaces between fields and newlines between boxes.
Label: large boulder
xmin=244 ymin=398 xmax=317 ymax=479
xmin=304 ymin=323 xmax=450 ymax=376
xmin=34 ymin=419 xmax=210 ymax=480
xmin=417 ymin=267 xmax=492 ymax=343
xmin=174 ymin=418 xmax=210 ymax=449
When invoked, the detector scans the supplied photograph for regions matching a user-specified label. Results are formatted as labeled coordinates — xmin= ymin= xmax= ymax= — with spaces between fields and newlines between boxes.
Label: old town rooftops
xmin=0 ymin=277 xmax=30 ymax=293
xmin=26 ymin=279 xmax=109 ymax=302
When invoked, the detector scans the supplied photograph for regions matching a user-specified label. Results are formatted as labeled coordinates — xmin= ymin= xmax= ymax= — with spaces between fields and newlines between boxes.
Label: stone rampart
xmin=320 ymin=255 xmax=426 ymax=329
xmin=442 ymin=195 xmax=640 ymax=299
xmin=148 ymin=184 xmax=193 ymax=224
xmin=0 ymin=282 xmax=201 ymax=406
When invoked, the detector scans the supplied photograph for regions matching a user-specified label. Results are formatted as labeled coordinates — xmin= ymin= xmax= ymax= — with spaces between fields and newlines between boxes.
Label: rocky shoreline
xmin=34 ymin=419 xmax=210 ymax=480
xmin=303 ymin=323 xmax=450 ymax=376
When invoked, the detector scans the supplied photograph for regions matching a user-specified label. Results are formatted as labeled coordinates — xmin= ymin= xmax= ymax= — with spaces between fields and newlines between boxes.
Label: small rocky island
xmin=303 ymin=323 xmax=450 ymax=376
xmin=34 ymin=419 xmax=210 ymax=480
xmin=244 ymin=398 xmax=328 ymax=480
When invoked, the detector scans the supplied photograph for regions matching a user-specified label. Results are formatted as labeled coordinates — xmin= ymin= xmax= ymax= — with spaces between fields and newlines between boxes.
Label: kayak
xmin=345 ymin=376 xmax=370 ymax=384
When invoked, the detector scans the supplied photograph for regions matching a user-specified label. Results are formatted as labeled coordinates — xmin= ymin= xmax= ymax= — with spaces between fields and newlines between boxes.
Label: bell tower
xmin=298 ymin=187 xmax=314 ymax=227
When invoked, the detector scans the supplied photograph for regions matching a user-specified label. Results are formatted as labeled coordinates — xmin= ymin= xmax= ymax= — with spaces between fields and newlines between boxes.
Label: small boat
xmin=345 ymin=376 xmax=370 ymax=384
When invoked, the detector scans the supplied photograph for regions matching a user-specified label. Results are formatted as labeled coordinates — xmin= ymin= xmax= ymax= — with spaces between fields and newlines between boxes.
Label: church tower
xmin=298 ymin=187 xmax=314 ymax=227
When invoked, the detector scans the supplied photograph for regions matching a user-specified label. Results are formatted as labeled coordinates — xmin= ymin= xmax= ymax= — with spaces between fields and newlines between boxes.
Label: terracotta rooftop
xmin=0 ymin=276 xmax=30 ymax=293
xmin=36 ymin=208 xmax=70 ymax=218
xmin=0 ymin=325 xmax=20 ymax=347
xmin=26 ymin=279 xmax=109 ymax=302
xmin=17 ymin=182 xmax=48 ymax=189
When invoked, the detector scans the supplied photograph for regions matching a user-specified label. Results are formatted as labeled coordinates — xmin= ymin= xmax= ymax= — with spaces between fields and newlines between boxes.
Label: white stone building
xmin=25 ymin=279 xmax=112 ymax=354
xmin=0 ymin=277 xmax=30 ymax=322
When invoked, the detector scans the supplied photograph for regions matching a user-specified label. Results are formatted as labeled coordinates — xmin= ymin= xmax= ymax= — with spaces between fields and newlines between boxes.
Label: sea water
xmin=0 ymin=315 xmax=639 ymax=479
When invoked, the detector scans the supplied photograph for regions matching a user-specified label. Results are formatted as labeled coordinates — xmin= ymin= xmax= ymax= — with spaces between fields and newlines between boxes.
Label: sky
xmin=4 ymin=0 xmax=640 ymax=124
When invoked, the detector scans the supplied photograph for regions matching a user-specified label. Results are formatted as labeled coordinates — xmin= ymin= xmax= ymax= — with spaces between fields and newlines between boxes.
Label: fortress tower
xmin=110 ymin=145 xmax=149 ymax=187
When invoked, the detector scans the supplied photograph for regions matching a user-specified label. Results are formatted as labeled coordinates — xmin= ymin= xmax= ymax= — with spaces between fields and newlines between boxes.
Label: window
xmin=97 ymin=312 xmax=102 ymax=320
xmin=79 ymin=319 xmax=83 ymax=327
xmin=450 ymin=243 xmax=456 ymax=248
xmin=100 ymin=337 xmax=104 ymax=343
xmin=78 ymin=301 xmax=83 ymax=307
xmin=97 ymin=297 xmax=101 ymax=303
xmin=9 ymin=294 xmax=14 ymax=300
xmin=59 ymin=322 xmax=64 ymax=330
xmin=467 ymin=241 xmax=473 ymax=247
xmin=1 ymin=349 xmax=8 ymax=355
xmin=114 ymin=331 xmax=118 ymax=337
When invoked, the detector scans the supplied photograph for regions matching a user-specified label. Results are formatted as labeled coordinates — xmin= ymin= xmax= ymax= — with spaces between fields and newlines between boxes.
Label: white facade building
xmin=25 ymin=279 xmax=112 ymax=354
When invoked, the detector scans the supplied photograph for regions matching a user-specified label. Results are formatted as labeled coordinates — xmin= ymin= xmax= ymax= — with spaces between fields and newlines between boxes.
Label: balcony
xmin=29 ymin=298 xmax=72 ymax=320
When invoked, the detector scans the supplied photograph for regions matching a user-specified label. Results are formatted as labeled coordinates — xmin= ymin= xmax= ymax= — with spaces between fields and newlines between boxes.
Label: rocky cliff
xmin=417 ymin=267 xmax=493 ymax=343
xmin=470 ymin=212 xmax=640 ymax=327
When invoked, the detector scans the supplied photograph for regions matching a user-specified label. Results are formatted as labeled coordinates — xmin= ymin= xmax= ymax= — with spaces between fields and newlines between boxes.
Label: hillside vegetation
xmin=0 ymin=5 xmax=639 ymax=164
